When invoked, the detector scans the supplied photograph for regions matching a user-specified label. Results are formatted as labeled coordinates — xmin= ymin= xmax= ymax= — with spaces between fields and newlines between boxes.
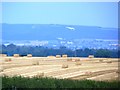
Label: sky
xmin=2 ymin=2 xmax=118 ymax=28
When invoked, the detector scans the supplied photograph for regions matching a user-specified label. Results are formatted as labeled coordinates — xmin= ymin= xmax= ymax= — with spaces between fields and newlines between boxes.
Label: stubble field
xmin=0 ymin=56 xmax=119 ymax=81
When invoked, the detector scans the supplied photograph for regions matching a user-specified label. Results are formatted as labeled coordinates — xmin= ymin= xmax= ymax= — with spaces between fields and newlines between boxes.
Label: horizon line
xmin=1 ymin=23 xmax=118 ymax=29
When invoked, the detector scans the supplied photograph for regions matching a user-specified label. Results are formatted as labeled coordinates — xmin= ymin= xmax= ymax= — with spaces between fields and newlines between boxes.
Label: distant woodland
xmin=1 ymin=44 xmax=119 ymax=58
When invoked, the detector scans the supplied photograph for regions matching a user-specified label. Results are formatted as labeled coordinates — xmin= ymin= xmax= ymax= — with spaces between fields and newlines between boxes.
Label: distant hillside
xmin=2 ymin=23 xmax=118 ymax=40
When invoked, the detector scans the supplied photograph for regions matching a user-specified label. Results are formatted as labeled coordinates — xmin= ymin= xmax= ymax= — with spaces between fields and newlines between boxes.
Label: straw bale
xmin=85 ymin=71 xmax=92 ymax=75
xmin=99 ymin=59 xmax=103 ymax=62
xmin=116 ymin=70 xmax=120 ymax=74
xmin=0 ymin=67 xmax=4 ymax=72
xmin=35 ymin=72 xmax=44 ymax=77
xmin=88 ymin=55 xmax=94 ymax=58
xmin=62 ymin=54 xmax=67 ymax=58
xmin=75 ymin=58 xmax=80 ymax=62
xmin=0 ymin=54 xmax=7 ymax=57
xmin=13 ymin=54 xmax=20 ymax=57
xmin=32 ymin=61 xmax=39 ymax=65
xmin=72 ymin=58 xmax=80 ymax=62
xmin=62 ymin=64 xmax=68 ymax=68
xmin=56 ymin=55 xmax=61 ymax=58
xmin=47 ymin=56 xmax=55 ymax=58
xmin=67 ymin=58 xmax=72 ymax=61
xmin=75 ymin=62 xmax=82 ymax=65
xmin=27 ymin=54 xmax=32 ymax=57
xmin=4 ymin=58 xmax=12 ymax=62
xmin=106 ymin=61 xmax=112 ymax=63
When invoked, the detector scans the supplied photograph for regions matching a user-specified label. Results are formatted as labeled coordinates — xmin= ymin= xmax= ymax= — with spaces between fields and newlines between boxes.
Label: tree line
xmin=1 ymin=44 xmax=119 ymax=58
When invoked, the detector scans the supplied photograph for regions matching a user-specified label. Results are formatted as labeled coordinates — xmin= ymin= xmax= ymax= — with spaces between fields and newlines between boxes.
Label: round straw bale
xmin=99 ymin=59 xmax=103 ymax=62
xmin=62 ymin=54 xmax=68 ymax=58
xmin=75 ymin=58 xmax=80 ymax=62
xmin=116 ymin=70 xmax=120 ymax=74
xmin=35 ymin=72 xmax=44 ymax=77
xmin=4 ymin=58 xmax=12 ymax=62
xmin=47 ymin=56 xmax=55 ymax=58
xmin=62 ymin=64 xmax=68 ymax=68
xmin=0 ymin=67 xmax=4 ymax=72
xmin=0 ymin=54 xmax=7 ymax=57
xmin=13 ymin=54 xmax=20 ymax=57
xmin=106 ymin=61 xmax=112 ymax=63
xmin=56 ymin=55 xmax=61 ymax=58
xmin=72 ymin=58 xmax=80 ymax=62
xmin=75 ymin=62 xmax=82 ymax=65
xmin=88 ymin=55 xmax=94 ymax=58
xmin=85 ymin=71 xmax=92 ymax=75
xmin=32 ymin=61 xmax=39 ymax=65
xmin=67 ymin=58 xmax=72 ymax=61
xmin=27 ymin=54 xmax=32 ymax=57
xmin=72 ymin=58 xmax=76 ymax=61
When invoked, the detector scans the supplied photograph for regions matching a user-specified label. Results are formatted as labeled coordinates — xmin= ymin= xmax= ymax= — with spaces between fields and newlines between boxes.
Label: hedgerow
xmin=1 ymin=76 xmax=119 ymax=89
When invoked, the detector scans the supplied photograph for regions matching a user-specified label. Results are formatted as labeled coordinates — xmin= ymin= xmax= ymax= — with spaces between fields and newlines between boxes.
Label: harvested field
xmin=0 ymin=56 xmax=119 ymax=81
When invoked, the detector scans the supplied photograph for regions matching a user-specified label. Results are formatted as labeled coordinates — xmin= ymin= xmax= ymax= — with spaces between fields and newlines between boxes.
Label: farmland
xmin=0 ymin=55 xmax=119 ymax=81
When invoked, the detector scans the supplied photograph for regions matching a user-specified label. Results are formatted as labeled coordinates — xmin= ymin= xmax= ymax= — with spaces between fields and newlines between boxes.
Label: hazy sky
xmin=2 ymin=2 xmax=118 ymax=28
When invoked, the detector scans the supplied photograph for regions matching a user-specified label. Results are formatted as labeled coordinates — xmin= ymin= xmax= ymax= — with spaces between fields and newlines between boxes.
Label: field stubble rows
xmin=0 ymin=56 xmax=119 ymax=81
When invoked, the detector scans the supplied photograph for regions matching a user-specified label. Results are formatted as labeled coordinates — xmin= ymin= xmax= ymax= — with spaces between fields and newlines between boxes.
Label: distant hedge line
xmin=1 ymin=44 xmax=119 ymax=58
xmin=1 ymin=76 xmax=119 ymax=89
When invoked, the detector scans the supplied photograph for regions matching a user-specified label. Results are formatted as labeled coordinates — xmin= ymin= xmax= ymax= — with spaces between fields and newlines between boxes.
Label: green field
xmin=1 ymin=76 xmax=119 ymax=89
